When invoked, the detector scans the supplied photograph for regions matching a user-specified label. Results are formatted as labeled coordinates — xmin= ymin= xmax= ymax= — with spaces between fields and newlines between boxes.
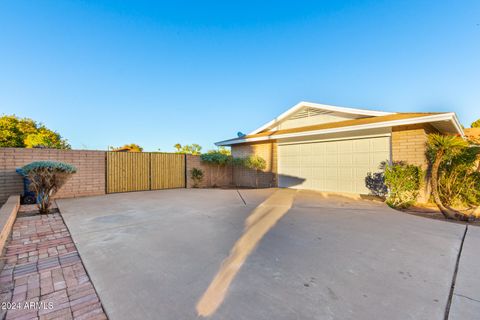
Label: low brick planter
xmin=0 ymin=196 xmax=20 ymax=263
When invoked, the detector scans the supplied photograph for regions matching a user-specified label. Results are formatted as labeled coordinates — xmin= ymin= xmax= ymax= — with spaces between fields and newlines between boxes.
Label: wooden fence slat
xmin=106 ymin=152 xmax=185 ymax=193
xmin=150 ymin=153 xmax=185 ymax=190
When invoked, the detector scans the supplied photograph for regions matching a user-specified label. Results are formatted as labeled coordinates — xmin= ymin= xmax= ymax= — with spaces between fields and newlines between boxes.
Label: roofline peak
xmin=248 ymin=101 xmax=394 ymax=135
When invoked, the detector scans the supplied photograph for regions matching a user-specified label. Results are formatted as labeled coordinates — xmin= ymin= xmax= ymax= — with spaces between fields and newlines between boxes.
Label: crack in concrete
xmin=444 ymin=224 xmax=469 ymax=320
xmin=236 ymin=189 xmax=247 ymax=206
xmin=454 ymin=293 xmax=480 ymax=304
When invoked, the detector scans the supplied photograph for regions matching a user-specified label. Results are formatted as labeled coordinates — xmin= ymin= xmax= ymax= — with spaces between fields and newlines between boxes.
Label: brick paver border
xmin=0 ymin=208 xmax=108 ymax=320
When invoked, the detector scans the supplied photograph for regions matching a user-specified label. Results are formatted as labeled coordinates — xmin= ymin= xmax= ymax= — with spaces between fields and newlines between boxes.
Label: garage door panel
xmin=353 ymin=139 xmax=370 ymax=152
xmin=338 ymin=179 xmax=355 ymax=193
xmin=311 ymin=167 xmax=325 ymax=180
xmin=311 ymin=142 xmax=326 ymax=153
xmin=372 ymin=153 xmax=389 ymax=167
xmin=353 ymin=153 xmax=370 ymax=166
xmin=338 ymin=154 xmax=353 ymax=165
xmin=325 ymin=142 xmax=338 ymax=153
xmin=371 ymin=137 xmax=390 ymax=152
xmin=324 ymin=179 xmax=338 ymax=192
xmin=311 ymin=179 xmax=325 ymax=190
xmin=355 ymin=178 xmax=368 ymax=193
xmin=278 ymin=136 xmax=390 ymax=194
xmin=325 ymin=154 xmax=338 ymax=166
xmin=325 ymin=167 xmax=338 ymax=178
xmin=338 ymin=167 xmax=354 ymax=179
xmin=300 ymin=167 xmax=312 ymax=183
xmin=338 ymin=140 xmax=353 ymax=153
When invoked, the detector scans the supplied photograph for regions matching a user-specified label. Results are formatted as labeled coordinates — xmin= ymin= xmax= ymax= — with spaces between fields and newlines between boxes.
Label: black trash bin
xmin=15 ymin=168 xmax=37 ymax=204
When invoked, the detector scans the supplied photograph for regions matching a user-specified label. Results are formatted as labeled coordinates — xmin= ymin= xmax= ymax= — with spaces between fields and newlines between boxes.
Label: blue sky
xmin=1 ymin=1 xmax=479 ymax=151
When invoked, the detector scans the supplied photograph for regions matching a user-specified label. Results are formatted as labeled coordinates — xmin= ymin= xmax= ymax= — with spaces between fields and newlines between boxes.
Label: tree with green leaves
xmin=174 ymin=143 xmax=202 ymax=155
xmin=207 ymin=146 xmax=231 ymax=156
xmin=0 ymin=115 xmax=70 ymax=149
xmin=111 ymin=144 xmax=143 ymax=152
xmin=471 ymin=119 xmax=480 ymax=128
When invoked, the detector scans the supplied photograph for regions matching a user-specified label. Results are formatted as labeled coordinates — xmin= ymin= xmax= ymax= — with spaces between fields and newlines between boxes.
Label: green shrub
xmin=190 ymin=167 xmax=204 ymax=188
xmin=200 ymin=151 xmax=233 ymax=187
xmin=384 ymin=161 xmax=423 ymax=209
xmin=242 ymin=155 xmax=267 ymax=188
xmin=200 ymin=152 xmax=232 ymax=165
xmin=206 ymin=146 xmax=231 ymax=156
xmin=22 ymin=161 xmax=77 ymax=214
xmin=437 ymin=146 xmax=480 ymax=207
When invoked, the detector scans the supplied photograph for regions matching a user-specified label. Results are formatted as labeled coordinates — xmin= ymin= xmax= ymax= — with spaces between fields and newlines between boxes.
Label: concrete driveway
xmin=57 ymin=189 xmax=475 ymax=320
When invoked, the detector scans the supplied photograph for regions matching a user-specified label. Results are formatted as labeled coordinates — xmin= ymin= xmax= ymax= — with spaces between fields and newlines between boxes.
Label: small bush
xmin=242 ymin=155 xmax=267 ymax=188
xmin=383 ymin=161 xmax=423 ymax=209
xmin=22 ymin=161 xmax=77 ymax=214
xmin=200 ymin=151 xmax=233 ymax=187
xmin=190 ymin=168 xmax=204 ymax=188
xmin=200 ymin=152 xmax=232 ymax=165
xmin=437 ymin=146 xmax=480 ymax=207
xmin=231 ymin=157 xmax=245 ymax=167
xmin=365 ymin=171 xmax=388 ymax=198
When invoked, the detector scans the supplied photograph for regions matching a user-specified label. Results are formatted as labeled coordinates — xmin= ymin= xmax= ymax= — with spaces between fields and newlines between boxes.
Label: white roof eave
xmin=215 ymin=113 xmax=462 ymax=146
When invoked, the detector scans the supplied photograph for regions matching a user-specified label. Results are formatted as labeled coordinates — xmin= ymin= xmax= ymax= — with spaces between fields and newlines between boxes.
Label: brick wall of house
xmin=185 ymin=154 xmax=234 ymax=188
xmin=0 ymin=148 xmax=106 ymax=205
xmin=231 ymin=141 xmax=277 ymax=188
xmin=391 ymin=124 xmax=436 ymax=169
xmin=391 ymin=124 xmax=437 ymax=202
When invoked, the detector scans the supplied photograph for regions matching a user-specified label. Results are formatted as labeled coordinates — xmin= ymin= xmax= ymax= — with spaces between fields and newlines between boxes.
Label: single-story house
xmin=215 ymin=101 xmax=464 ymax=199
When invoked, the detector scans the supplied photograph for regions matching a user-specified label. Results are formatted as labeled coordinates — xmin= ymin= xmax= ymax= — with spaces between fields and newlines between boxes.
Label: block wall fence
xmin=0 ymin=148 xmax=106 ymax=205
xmin=185 ymin=154 xmax=234 ymax=188
xmin=1 ymin=148 xmax=254 ymax=205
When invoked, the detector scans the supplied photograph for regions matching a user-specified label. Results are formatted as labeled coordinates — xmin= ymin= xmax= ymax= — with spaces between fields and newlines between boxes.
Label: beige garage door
xmin=278 ymin=136 xmax=390 ymax=194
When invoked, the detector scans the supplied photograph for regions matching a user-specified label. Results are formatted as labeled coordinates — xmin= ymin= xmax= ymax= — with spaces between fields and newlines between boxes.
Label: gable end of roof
xmin=248 ymin=101 xmax=394 ymax=135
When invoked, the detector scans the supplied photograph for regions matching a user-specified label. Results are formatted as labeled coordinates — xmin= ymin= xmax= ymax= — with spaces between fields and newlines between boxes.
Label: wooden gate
xmin=106 ymin=152 xmax=185 ymax=193
xmin=150 ymin=153 xmax=185 ymax=190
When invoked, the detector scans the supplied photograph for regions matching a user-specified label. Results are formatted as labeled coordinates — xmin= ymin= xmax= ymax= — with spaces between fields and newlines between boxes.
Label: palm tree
xmin=427 ymin=134 xmax=469 ymax=220
xmin=174 ymin=143 xmax=182 ymax=152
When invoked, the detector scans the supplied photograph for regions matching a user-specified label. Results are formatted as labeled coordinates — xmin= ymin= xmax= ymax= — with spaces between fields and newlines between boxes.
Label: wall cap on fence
xmin=0 ymin=195 xmax=21 ymax=265
xmin=0 ymin=147 xmax=107 ymax=153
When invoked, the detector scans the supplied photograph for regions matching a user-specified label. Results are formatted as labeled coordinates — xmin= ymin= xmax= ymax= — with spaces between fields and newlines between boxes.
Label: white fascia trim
xmin=216 ymin=113 xmax=461 ymax=146
xmin=248 ymin=101 xmax=394 ymax=135
xmin=451 ymin=113 xmax=465 ymax=137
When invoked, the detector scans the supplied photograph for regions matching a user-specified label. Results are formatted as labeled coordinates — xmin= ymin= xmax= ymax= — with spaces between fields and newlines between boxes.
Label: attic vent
xmin=289 ymin=107 xmax=330 ymax=120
